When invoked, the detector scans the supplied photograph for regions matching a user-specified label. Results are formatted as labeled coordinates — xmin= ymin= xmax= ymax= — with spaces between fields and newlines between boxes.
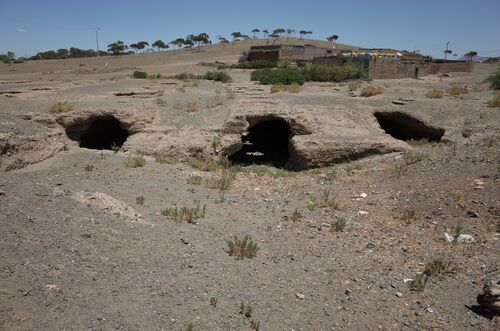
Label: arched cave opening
xmin=229 ymin=119 xmax=292 ymax=168
xmin=65 ymin=116 xmax=129 ymax=150
xmin=374 ymin=111 xmax=444 ymax=142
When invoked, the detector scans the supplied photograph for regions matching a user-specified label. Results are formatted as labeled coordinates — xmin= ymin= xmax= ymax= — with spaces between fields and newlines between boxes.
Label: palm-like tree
xmin=464 ymin=51 xmax=477 ymax=61
xmin=152 ymin=40 xmax=168 ymax=52
xmin=251 ymin=29 xmax=260 ymax=39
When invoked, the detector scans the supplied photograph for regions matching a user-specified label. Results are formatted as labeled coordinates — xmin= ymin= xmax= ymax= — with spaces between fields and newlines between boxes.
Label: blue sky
xmin=0 ymin=0 xmax=499 ymax=58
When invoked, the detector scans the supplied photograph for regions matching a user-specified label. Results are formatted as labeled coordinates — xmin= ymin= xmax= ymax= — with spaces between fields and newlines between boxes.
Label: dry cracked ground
xmin=0 ymin=44 xmax=499 ymax=330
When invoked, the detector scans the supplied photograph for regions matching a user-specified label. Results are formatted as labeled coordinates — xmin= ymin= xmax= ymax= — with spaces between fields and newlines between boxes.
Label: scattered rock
xmin=392 ymin=100 xmax=406 ymax=105
xmin=477 ymin=278 xmax=500 ymax=314
xmin=466 ymin=210 xmax=478 ymax=218
xmin=296 ymin=292 xmax=305 ymax=299
xmin=444 ymin=232 xmax=476 ymax=243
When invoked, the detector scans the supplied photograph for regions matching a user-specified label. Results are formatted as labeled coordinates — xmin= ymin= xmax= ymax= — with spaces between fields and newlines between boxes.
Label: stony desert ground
xmin=0 ymin=39 xmax=499 ymax=330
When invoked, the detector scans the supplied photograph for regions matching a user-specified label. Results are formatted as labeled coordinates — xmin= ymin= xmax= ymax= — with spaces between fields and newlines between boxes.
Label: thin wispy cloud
xmin=16 ymin=27 xmax=27 ymax=32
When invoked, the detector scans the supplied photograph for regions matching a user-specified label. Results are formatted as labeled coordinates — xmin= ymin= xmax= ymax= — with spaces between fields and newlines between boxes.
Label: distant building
xmin=246 ymin=44 xmax=473 ymax=79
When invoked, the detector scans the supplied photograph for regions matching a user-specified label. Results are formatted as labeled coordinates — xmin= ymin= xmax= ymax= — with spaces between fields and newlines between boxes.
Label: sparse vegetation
xmin=406 ymin=138 xmax=443 ymax=148
xmin=402 ymin=151 xmax=425 ymax=165
xmin=394 ymin=163 xmax=407 ymax=177
xmin=84 ymin=164 xmax=93 ymax=172
xmin=50 ymin=101 xmax=73 ymax=113
xmin=451 ymin=224 xmax=463 ymax=243
xmin=187 ymin=174 xmax=202 ymax=185
xmin=125 ymin=155 xmax=146 ymax=168
xmin=203 ymin=71 xmax=231 ymax=83
xmin=447 ymin=86 xmax=468 ymax=95
xmin=239 ymin=302 xmax=253 ymax=317
xmin=136 ymin=196 xmax=145 ymax=205
xmin=348 ymin=83 xmax=360 ymax=91
xmin=400 ymin=208 xmax=417 ymax=225
xmin=111 ymin=142 xmax=120 ymax=154
xmin=161 ymin=203 xmax=206 ymax=222
xmin=308 ymin=190 xmax=340 ymax=210
xmin=251 ymin=67 xmax=305 ymax=85
xmin=345 ymin=163 xmax=362 ymax=174
xmin=174 ymin=102 xmax=198 ymax=112
xmin=188 ymin=155 xmax=229 ymax=172
xmin=330 ymin=217 xmax=346 ymax=232
xmin=229 ymin=164 xmax=294 ymax=178
xmin=210 ymin=297 xmax=218 ymax=307
xmin=484 ymin=69 xmax=500 ymax=90
xmin=132 ymin=71 xmax=148 ymax=79
xmin=205 ymin=169 xmax=235 ymax=190
xmin=426 ymin=88 xmax=443 ymax=98
xmin=409 ymin=273 xmax=428 ymax=292
xmin=360 ymin=86 xmax=384 ymax=97
xmin=155 ymin=97 xmax=166 ymax=106
xmin=154 ymin=153 xmax=177 ymax=164
xmin=487 ymin=91 xmax=500 ymax=107
xmin=424 ymin=260 xmax=453 ymax=277
xmin=227 ymin=235 xmax=259 ymax=259
xmin=291 ymin=208 xmax=302 ymax=222
xmin=302 ymin=63 xmax=364 ymax=82
xmin=270 ymin=83 xmax=301 ymax=93
xmin=222 ymin=60 xmax=277 ymax=69
xmin=173 ymin=71 xmax=231 ymax=83
xmin=251 ymin=319 xmax=260 ymax=330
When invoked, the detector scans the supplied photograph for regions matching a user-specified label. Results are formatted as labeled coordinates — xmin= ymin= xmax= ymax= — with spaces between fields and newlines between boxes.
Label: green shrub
xmin=132 ymin=71 xmax=148 ymax=79
xmin=226 ymin=60 xmax=277 ymax=69
xmin=174 ymin=72 xmax=196 ymax=80
xmin=251 ymin=67 xmax=304 ymax=85
xmin=484 ymin=69 xmax=500 ymax=90
xmin=173 ymin=71 xmax=231 ymax=83
xmin=203 ymin=71 xmax=231 ymax=83
xmin=302 ymin=63 xmax=363 ymax=82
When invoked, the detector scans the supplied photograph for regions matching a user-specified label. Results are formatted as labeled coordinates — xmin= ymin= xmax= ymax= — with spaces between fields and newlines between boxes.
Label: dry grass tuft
xmin=50 ymin=101 xmax=73 ymax=113
xmin=447 ymin=86 xmax=468 ymax=95
xmin=487 ymin=92 xmax=500 ymax=107
xmin=174 ymin=102 xmax=198 ymax=112
xmin=125 ymin=155 xmax=146 ymax=168
xmin=270 ymin=83 xmax=301 ymax=93
xmin=426 ymin=89 xmax=443 ymax=98
xmin=161 ymin=203 xmax=206 ymax=223
xmin=227 ymin=235 xmax=259 ymax=259
xmin=205 ymin=170 xmax=235 ymax=190
xmin=360 ymin=86 xmax=384 ymax=97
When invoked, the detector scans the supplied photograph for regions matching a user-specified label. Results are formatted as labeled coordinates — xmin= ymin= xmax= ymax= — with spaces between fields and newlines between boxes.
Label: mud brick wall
xmin=247 ymin=49 xmax=280 ymax=61
xmin=429 ymin=61 xmax=473 ymax=73
xmin=369 ymin=59 xmax=433 ymax=79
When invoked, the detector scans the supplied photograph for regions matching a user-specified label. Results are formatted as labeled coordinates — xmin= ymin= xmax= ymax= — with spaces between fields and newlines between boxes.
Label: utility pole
xmin=444 ymin=41 xmax=450 ymax=60
xmin=95 ymin=28 xmax=100 ymax=56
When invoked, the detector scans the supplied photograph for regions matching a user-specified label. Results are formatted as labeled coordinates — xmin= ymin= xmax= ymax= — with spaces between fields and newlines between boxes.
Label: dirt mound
xmin=72 ymin=191 xmax=142 ymax=222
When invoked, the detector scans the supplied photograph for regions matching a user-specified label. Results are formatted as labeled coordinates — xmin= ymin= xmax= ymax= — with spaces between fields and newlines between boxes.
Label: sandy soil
xmin=0 ymin=39 xmax=499 ymax=330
